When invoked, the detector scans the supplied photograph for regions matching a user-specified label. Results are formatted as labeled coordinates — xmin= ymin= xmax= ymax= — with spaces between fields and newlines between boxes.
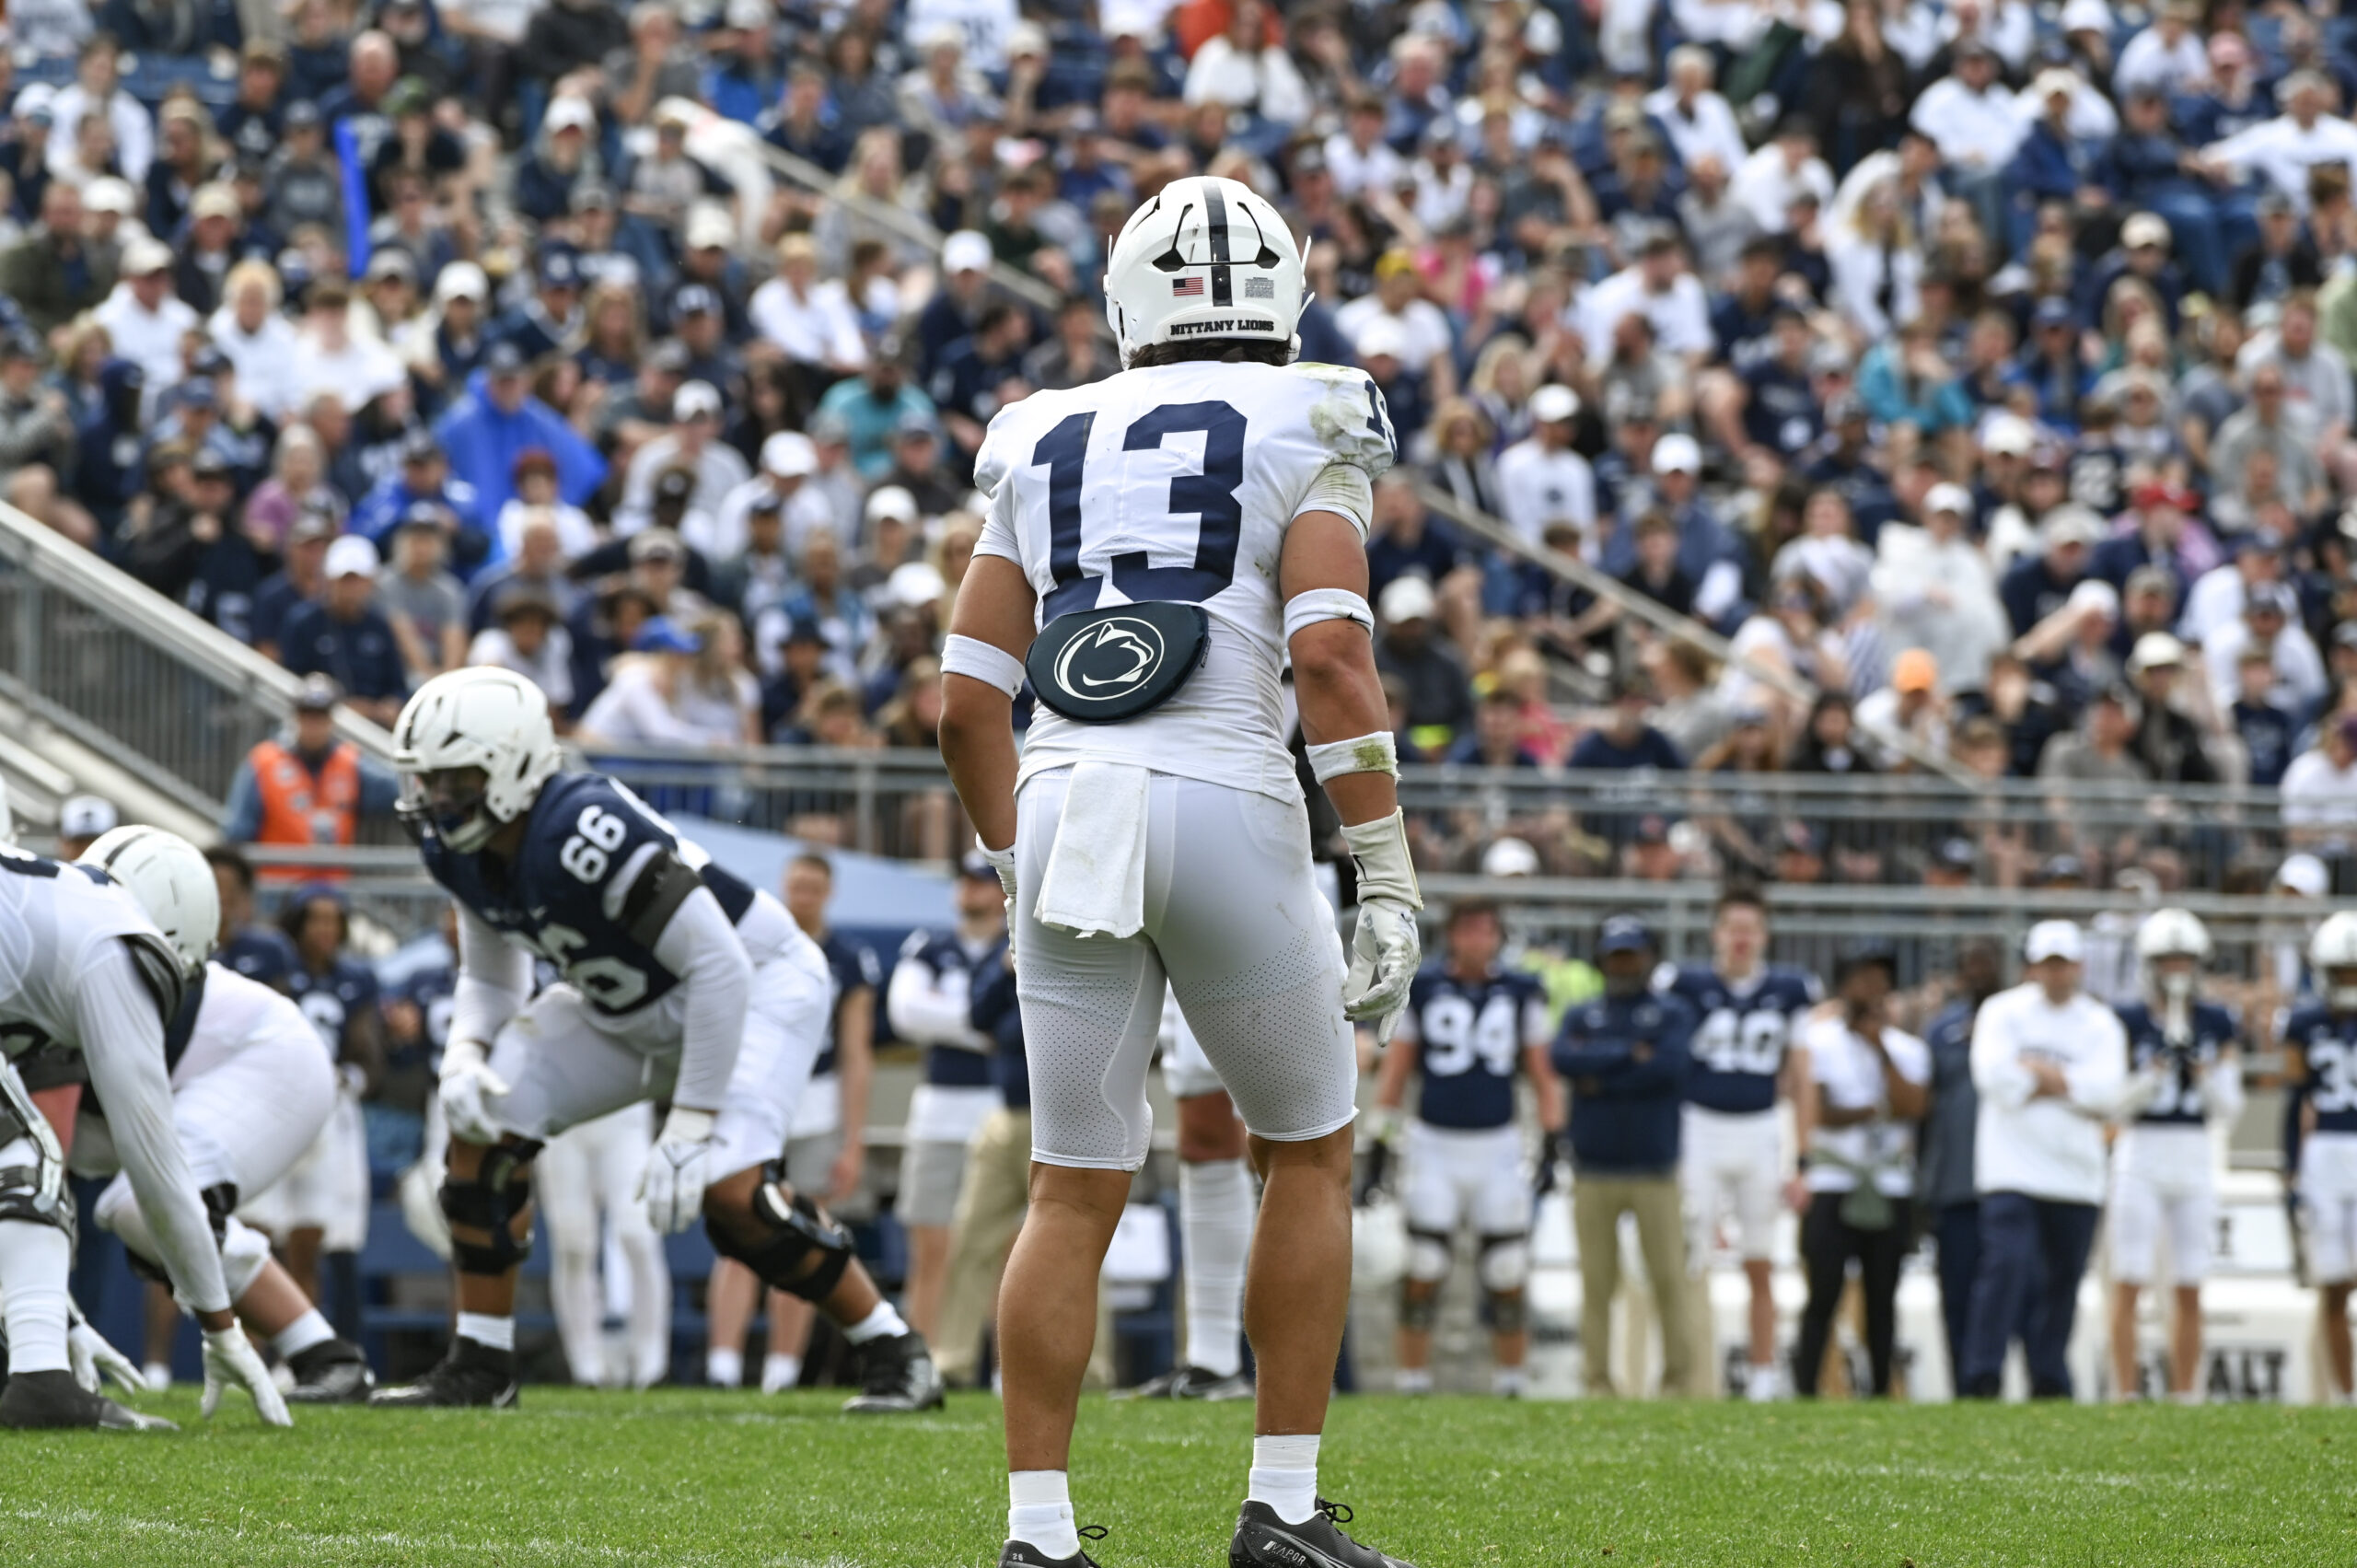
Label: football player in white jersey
xmin=66 ymin=956 xmax=378 ymax=1401
xmin=372 ymin=668 xmax=939 ymax=1412
xmin=939 ymin=176 xmax=1421 ymax=1568
xmin=0 ymin=827 xmax=287 ymax=1429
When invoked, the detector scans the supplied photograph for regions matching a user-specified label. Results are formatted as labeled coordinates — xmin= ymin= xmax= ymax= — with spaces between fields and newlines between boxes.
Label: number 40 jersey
xmin=1654 ymin=962 xmax=1822 ymax=1116
xmin=974 ymin=358 xmax=1396 ymax=806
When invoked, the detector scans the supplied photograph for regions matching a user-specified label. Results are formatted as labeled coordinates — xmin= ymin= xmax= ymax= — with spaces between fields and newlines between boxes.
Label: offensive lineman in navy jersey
xmin=2108 ymin=910 xmax=2243 ymax=1402
xmin=1367 ymin=900 xmax=1561 ymax=1396
xmin=1652 ymin=886 xmax=1820 ymax=1400
xmin=2284 ymin=911 xmax=2357 ymax=1403
xmin=374 ymin=668 xmax=940 ymax=1412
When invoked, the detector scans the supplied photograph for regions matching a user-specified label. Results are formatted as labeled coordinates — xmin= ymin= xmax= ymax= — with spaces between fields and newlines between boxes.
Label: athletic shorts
xmin=2110 ymin=1127 xmax=2214 ymax=1285
xmin=1159 ymin=993 xmax=1227 ymax=1102
xmin=241 ymin=1091 xmax=370 ymax=1252
xmin=2301 ymin=1132 xmax=2357 ymax=1285
xmin=1016 ymin=769 xmax=1355 ymax=1171
xmin=900 ymin=1136 xmax=970 ymax=1227
xmin=1401 ymin=1121 xmax=1527 ymax=1239
xmin=478 ymin=943 xmax=831 ymax=1182
xmin=1680 ymin=1105 xmax=1782 ymax=1263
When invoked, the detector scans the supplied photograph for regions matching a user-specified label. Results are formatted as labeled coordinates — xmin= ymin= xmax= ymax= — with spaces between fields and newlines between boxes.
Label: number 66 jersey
xmin=972 ymin=358 xmax=1395 ymax=804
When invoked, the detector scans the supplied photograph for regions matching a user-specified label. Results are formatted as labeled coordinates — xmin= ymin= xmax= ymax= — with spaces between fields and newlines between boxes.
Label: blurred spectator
xmin=277 ymin=536 xmax=408 ymax=726
xmin=379 ymin=505 xmax=471 ymax=681
xmin=1375 ymin=575 xmax=1472 ymax=755
xmin=222 ymin=674 xmax=401 ymax=876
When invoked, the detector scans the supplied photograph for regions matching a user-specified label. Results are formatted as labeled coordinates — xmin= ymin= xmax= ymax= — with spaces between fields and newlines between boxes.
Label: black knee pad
xmin=440 ymin=1143 xmax=540 ymax=1275
xmin=712 ymin=1165 xmax=856 ymax=1304
xmin=200 ymin=1183 xmax=238 ymax=1247
xmin=1397 ymin=1279 xmax=1440 ymax=1332
xmin=0 ymin=1158 xmax=73 ymax=1242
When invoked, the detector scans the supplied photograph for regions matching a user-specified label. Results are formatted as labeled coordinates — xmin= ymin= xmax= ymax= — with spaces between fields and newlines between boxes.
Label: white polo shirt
xmin=1970 ymin=981 xmax=2128 ymax=1204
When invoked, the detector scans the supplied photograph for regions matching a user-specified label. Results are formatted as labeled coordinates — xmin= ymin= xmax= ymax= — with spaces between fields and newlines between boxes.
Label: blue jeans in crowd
xmin=1959 ymin=1191 xmax=2098 ymax=1399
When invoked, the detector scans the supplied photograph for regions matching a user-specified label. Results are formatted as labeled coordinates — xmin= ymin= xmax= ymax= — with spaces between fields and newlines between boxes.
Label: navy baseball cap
xmin=958 ymin=851 xmax=1001 ymax=881
xmin=484 ymin=340 xmax=528 ymax=376
xmin=672 ymin=283 xmax=720 ymax=318
xmin=1596 ymin=913 xmax=1655 ymax=956
xmin=538 ymin=248 xmax=581 ymax=289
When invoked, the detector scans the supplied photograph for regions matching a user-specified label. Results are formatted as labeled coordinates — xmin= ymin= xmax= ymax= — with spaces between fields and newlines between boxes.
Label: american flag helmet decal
xmin=1171 ymin=277 xmax=1204 ymax=296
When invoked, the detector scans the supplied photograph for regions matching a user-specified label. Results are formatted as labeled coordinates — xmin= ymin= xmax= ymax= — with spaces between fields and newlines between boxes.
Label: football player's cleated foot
xmin=1231 ymin=1499 xmax=1414 ymax=1568
xmin=842 ymin=1331 xmax=946 ymax=1412
xmin=367 ymin=1339 xmax=517 ymax=1409
xmin=999 ymin=1526 xmax=1109 ymax=1567
xmin=0 ymin=1368 xmax=177 ymax=1431
xmin=284 ymin=1339 xmax=376 ymax=1403
xmin=1119 ymin=1365 xmax=1252 ymax=1401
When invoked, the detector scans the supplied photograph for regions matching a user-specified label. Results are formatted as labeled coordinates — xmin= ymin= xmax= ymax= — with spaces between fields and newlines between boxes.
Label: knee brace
xmin=440 ymin=1143 xmax=540 ymax=1275
xmin=711 ymin=1164 xmax=856 ymax=1304
xmin=0 ymin=1152 xmax=73 ymax=1240
xmin=1480 ymin=1233 xmax=1530 ymax=1334
xmin=1406 ymin=1229 xmax=1453 ymax=1283
xmin=1399 ymin=1228 xmax=1452 ymax=1331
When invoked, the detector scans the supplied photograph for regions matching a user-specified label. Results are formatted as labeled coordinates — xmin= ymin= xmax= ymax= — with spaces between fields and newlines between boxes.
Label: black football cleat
xmin=841 ymin=1331 xmax=946 ymax=1413
xmin=0 ymin=1368 xmax=177 ymax=1431
xmin=1231 ymin=1499 xmax=1414 ymax=1568
xmin=999 ymin=1526 xmax=1109 ymax=1567
xmin=284 ymin=1339 xmax=376 ymax=1404
xmin=367 ymin=1339 xmax=517 ymax=1409
xmin=1118 ymin=1364 xmax=1253 ymax=1401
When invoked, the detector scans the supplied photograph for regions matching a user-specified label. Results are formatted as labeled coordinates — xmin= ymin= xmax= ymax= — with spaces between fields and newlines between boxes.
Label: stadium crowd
xmin=14 ymin=0 xmax=2357 ymax=899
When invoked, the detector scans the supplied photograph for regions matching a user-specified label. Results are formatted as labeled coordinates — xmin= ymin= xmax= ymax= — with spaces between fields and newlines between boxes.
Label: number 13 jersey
xmin=973 ymin=358 xmax=1395 ymax=803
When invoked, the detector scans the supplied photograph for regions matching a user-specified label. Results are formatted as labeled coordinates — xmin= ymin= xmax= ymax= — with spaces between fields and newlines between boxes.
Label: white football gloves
xmin=439 ymin=1037 xmax=510 ymax=1145
xmin=640 ymin=1106 xmax=717 ymax=1233
xmin=976 ymin=836 xmax=1017 ymax=932
xmin=66 ymin=1307 xmax=145 ymax=1398
xmin=1339 ymin=809 xmax=1422 ymax=1044
xmin=202 ymin=1326 xmax=292 ymax=1426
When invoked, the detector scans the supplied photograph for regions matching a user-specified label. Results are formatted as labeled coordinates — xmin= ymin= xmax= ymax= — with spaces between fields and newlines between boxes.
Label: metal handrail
xmin=0 ymin=500 xmax=396 ymax=768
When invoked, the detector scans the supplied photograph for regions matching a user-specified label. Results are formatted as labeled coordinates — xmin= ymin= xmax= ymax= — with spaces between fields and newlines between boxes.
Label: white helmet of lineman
xmin=2137 ymin=907 xmax=2211 ymax=1003
xmin=2313 ymin=911 xmax=2357 ymax=1010
xmin=391 ymin=668 xmax=562 ymax=852
xmin=1104 ymin=175 xmax=1306 ymax=361
xmin=76 ymin=825 xmax=219 ymax=976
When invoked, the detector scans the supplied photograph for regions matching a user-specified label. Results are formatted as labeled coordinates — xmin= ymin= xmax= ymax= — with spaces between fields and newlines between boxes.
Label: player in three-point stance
xmin=2107 ymin=909 xmax=2243 ymax=1402
xmin=2283 ymin=911 xmax=2357 ymax=1404
xmin=1653 ymin=886 xmax=1819 ymax=1399
xmin=1365 ymin=899 xmax=1560 ymax=1396
xmin=0 ymin=827 xmax=286 ymax=1429
xmin=939 ymin=174 xmax=1420 ymax=1567
xmin=371 ymin=667 xmax=940 ymax=1411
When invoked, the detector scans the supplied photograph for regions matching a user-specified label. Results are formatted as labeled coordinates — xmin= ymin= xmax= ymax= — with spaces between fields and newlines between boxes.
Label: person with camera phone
xmin=1790 ymin=941 xmax=1929 ymax=1398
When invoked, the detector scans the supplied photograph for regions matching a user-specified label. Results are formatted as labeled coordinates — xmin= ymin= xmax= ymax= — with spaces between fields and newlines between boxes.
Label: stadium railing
xmin=0 ymin=499 xmax=395 ymax=812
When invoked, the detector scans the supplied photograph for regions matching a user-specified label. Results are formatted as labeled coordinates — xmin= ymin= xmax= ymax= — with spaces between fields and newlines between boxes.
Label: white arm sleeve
xmin=2207 ymin=1051 xmax=2247 ymax=1125
xmin=450 ymin=904 xmax=532 ymax=1048
xmin=887 ymin=955 xmax=982 ymax=1050
xmin=75 ymin=943 xmax=230 ymax=1315
xmin=649 ymin=884 xmax=753 ymax=1112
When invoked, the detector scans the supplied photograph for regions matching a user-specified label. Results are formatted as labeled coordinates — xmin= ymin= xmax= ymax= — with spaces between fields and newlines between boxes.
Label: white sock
xmin=761 ymin=1353 xmax=802 ymax=1393
xmin=273 ymin=1309 xmax=335 ymax=1359
xmin=1247 ymin=1433 xmax=1319 ymax=1526
xmin=142 ymin=1360 xmax=172 ymax=1391
xmin=1394 ymin=1367 xmax=1432 ymax=1394
xmin=0 ymin=1221 xmax=71 ymax=1373
xmin=842 ymin=1301 xmax=907 ymax=1345
xmin=1492 ymin=1365 xmax=1527 ymax=1397
xmin=456 ymin=1311 xmax=515 ymax=1353
xmin=1009 ymin=1469 xmax=1079 ymax=1559
xmin=707 ymin=1347 xmax=744 ymax=1388
xmin=1747 ymin=1363 xmax=1779 ymax=1402
xmin=1179 ymin=1157 xmax=1253 ymax=1378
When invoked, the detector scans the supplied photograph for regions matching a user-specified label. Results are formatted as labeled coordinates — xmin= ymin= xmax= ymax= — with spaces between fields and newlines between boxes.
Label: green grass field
xmin=2 ymin=1390 xmax=2350 ymax=1567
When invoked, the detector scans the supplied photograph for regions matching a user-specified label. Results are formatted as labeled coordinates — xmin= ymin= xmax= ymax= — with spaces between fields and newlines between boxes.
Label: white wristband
xmin=941 ymin=633 xmax=1028 ymax=699
xmin=1283 ymin=587 xmax=1375 ymax=645
xmin=1307 ymin=729 xmax=1399 ymax=784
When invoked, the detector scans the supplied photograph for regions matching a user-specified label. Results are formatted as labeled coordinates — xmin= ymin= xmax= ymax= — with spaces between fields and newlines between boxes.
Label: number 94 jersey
xmin=1655 ymin=962 xmax=1821 ymax=1116
xmin=973 ymin=359 xmax=1395 ymax=805
xmin=1393 ymin=964 xmax=1550 ymax=1131
xmin=420 ymin=772 xmax=764 ymax=1028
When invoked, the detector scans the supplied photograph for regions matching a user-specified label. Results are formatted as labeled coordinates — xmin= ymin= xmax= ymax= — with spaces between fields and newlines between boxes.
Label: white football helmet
xmin=76 ymin=825 xmax=219 ymax=976
xmin=2136 ymin=908 xmax=2212 ymax=962
xmin=391 ymin=668 xmax=562 ymax=852
xmin=1104 ymin=176 xmax=1306 ymax=360
xmin=2313 ymin=911 xmax=2357 ymax=1009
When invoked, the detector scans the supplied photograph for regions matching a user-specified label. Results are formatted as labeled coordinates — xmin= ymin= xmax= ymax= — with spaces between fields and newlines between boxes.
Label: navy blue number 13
xmin=1033 ymin=401 xmax=1246 ymax=621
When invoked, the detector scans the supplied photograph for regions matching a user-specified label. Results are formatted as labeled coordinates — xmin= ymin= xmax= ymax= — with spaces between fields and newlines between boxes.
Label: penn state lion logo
xmin=1053 ymin=616 xmax=1166 ymax=701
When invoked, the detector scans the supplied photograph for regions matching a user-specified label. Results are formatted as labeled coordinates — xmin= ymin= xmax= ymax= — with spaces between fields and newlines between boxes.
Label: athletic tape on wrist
xmin=1341 ymin=808 xmax=1422 ymax=910
xmin=940 ymin=633 xmax=1028 ymax=699
xmin=1307 ymin=729 xmax=1398 ymax=784
xmin=1283 ymin=588 xmax=1376 ymax=646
